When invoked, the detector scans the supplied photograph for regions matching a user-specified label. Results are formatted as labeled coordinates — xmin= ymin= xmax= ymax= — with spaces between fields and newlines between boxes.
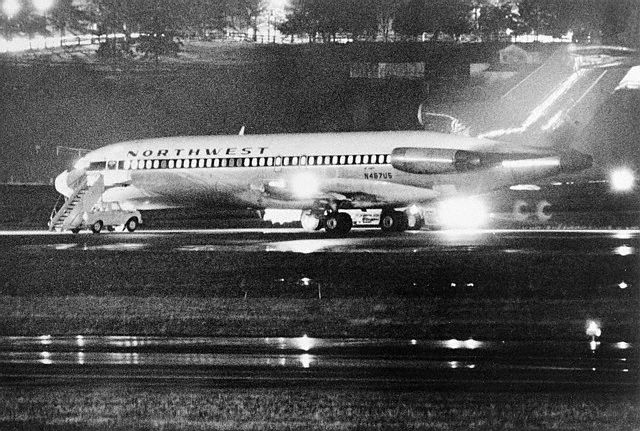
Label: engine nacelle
xmin=390 ymin=147 xmax=483 ymax=174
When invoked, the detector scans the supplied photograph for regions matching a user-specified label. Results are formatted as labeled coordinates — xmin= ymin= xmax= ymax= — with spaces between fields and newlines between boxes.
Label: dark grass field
xmin=0 ymin=246 xmax=637 ymax=340
xmin=1 ymin=387 xmax=638 ymax=430
xmin=1 ymin=295 xmax=636 ymax=341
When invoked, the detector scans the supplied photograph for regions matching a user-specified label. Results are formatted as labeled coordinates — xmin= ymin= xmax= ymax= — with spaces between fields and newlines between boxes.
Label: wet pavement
xmin=0 ymin=229 xmax=638 ymax=391
xmin=0 ymin=335 xmax=636 ymax=391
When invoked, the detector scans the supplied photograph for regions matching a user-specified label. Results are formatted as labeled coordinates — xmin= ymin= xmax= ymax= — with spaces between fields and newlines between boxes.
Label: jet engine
xmin=390 ymin=147 xmax=484 ymax=174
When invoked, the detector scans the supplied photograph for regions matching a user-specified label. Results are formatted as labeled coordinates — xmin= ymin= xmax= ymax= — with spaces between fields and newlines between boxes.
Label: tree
xmin=374 ymin=0 xmax=403 ymax=41
xmin=227 ymin=0 xmax=265 ymax=41
xmin=49 ymin=0 xmax=90 ymax=36
xmin=477 ymin=2 xmax=515 ymax=41
xmin=393 ymin=0 xmax=472 ymax=40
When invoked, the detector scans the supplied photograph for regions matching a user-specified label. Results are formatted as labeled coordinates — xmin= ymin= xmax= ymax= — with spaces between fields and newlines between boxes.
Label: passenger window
xmin=244 ymin=158 xmax=251 ymax=167
xmin=347 ymin=155 xmax=353 ymax=165
xmin=355 ymin=155 xmax=361 ymax=164
xmin=176 ymin=159 xmax=183 ymax=168
xmin=283 ymin=157 xmax=290 ymax=166
xmin=308 ymin=156 xmax=315 ymax=166
xmin=160 ymin=160 xmax=167 ymax=169
xmin=198 ymin=159 xmax=205 ymax=168
xmin=259 ymin=158 xmax=266 ymax=167
xmin=339 ymin=155 xmax=345 ymax=165
xmin=363 ymin=155 xmax=369 ymax=164
xmin=324 ymin=156 xmax=331 ymax=165
xmin=275 ymin=156 xmax=282 ymax=166
xmin=107 ymin=160 xmax=117 ymax=170
xmin=331 ymin=156 xmax=338 ymax=165
xmin=266 ymin=158 xmax=273 ymax=167
xmin=153 ymin=160 xmax=159 ymax=169
xmin=221 ymin=159 xmax=228 ymax=167
xmin=206 ymin=158 xmax=212 ymax=168
xmin=300 ymin=156 xmax=306 ymax=166
xmin=168 ymin=160 xmax=175 ymax=169
xmin=213 ymin=159 xmax=219 ymax=167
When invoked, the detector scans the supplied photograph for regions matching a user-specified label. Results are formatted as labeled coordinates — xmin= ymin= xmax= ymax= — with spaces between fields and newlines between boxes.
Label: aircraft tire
xmin=380 ymin=210 xmax=408 ymax=232
xmin=300 ymin=210 xmax=323 ymax=231
xmin=324 ymin=212 xmax=352 ymax=235
xmin=125 ymin=217 xmax=139 ymax=232
xmin=90 ymin=220 xmax=103 ymax=234
xmin=512 ymin=200 xmax=531 ymax=222
xmin=535 ymin=200 xmax=552 ymax=222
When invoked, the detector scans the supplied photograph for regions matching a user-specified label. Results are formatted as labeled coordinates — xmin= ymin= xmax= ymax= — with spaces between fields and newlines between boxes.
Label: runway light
xmin=300 ymin=277 xmax=311 ymax=286
xmin=299 ymin=353 xmax=313 ymax=368
xmin=610 ymin=168 xmax=635 ymax=192
xmin=295 ymin=334 xmax=315 ymax=352
xmin=39 ymin=351 xmax=52 ymax=365
xmin=614 ymin=245 xmax=635 ymax=256
xmin=437 ymin=196 xmax=488 ymax=229
xmin=463 ymin=338 xmax=482 ymax=349
xmin=615 ymin=342 xmax=630 ymax=349
xmin=586 ymin=320 xmax=602 ymax=339
xmin=618 ymin=281 xmax=628 ymax=289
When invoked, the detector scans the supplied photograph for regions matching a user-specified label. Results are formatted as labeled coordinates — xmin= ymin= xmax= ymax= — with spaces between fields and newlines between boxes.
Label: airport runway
xmin=0 ymin=335 xmax=636 ymax=391
xmin=1 ymin=228 xmax=638 ymax=391
xmin=2 ymin=227 xmax=639 ymax=254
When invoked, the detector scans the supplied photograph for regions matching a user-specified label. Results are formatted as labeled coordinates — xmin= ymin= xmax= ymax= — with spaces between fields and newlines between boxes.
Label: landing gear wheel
xmin=300 ymin=210 xmax=323 ymax=231
xmin=107 ymin=226 xmax=115 ymax=232
xmin=125 ymin=217 xmax=139 ymax=232
xmin=90 ymin=220 xmax=103 ymax=234
xmin=324 ymin=212 xmax=352 ymax=235
xmin=380 ymin=210 xmax=408 ymax=232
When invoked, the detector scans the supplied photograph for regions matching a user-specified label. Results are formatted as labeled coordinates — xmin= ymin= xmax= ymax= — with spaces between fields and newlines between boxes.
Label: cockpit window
xmin=88 ymin=161 xmax=106 ymax=171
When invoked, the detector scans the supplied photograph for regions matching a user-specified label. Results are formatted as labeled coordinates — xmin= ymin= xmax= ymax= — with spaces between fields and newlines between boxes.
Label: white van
xmin=78 ymin=201 xmax=142 ymax=234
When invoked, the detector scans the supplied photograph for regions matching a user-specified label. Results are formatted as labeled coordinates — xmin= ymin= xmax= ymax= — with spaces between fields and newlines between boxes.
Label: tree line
xmin=279 ymin=0 xmax=640 ymax=46
xmin=1 ymin=0 xmax=639 ymax=49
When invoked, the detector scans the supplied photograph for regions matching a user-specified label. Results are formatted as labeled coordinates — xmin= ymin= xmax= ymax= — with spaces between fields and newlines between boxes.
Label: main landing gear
xmin=300 ymin=210 xmax=353 ymax=235
xmin=380 ymin=208 xmax=424 ymax=232
xmin=300 ymin=207 xmax=424 ymax=235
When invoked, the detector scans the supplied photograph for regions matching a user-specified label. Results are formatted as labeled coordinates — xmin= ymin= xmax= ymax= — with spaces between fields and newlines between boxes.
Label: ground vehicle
xmin=77 ymin=201 xmax=142 ymax=234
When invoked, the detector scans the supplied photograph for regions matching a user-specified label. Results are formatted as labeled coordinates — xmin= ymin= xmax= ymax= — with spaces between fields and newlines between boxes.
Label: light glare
xmin=2 ymin=0 xmax=20 ymax=18
xmin=290 ymin=172 xmax=319 ymax=199
xmin=610 ymin=168 xmax=635 ymax=192
xmin=438 ymin=196 xmax=488 ymax=229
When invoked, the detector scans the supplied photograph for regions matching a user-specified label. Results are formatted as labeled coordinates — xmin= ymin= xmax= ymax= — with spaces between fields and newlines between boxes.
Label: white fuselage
xmin=57 ymin=130 xmax=578 ymax=211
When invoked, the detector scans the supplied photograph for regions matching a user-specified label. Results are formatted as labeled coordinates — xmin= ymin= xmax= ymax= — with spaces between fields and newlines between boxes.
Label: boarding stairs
xmin=48 ymin=174 xmax=104 ymax=232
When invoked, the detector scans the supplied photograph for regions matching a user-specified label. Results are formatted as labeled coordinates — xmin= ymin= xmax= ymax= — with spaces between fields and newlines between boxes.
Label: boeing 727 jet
xmin=50 ymin=130 xmax=592 ymax=234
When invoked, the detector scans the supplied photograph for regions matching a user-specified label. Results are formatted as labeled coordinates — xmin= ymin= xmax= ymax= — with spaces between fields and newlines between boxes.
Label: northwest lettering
xmin=127 ymin=147 xmax=268 ymax=157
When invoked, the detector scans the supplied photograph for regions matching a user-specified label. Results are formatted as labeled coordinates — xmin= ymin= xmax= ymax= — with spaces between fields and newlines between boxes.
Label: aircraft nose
xmin=559 ymin=149 xmax=593 ymax=172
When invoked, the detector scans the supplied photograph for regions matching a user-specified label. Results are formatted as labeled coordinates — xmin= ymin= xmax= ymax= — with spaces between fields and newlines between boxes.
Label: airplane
xmin=49 ymin=129 xmax=592 ymax=234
